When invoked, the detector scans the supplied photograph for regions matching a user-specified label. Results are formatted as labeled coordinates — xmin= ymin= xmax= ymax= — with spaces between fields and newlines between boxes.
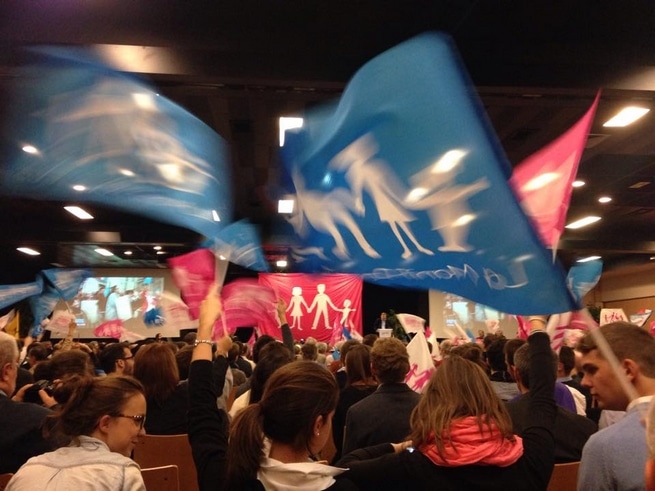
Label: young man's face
xmin=579 ymin=349 xmax=631 ymax=411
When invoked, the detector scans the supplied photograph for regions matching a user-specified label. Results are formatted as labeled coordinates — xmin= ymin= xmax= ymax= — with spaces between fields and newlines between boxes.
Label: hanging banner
xmin=258 ymin=273 xmax=362 ymax=343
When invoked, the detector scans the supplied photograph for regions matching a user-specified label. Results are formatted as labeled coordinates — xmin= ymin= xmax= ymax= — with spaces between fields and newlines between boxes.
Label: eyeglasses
xmin=115 ymin=413 xmax=146 ymax=430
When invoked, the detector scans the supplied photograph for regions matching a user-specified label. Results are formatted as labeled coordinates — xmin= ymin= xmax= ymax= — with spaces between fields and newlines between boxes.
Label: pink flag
xmin=167 ymin=249 xmax=216 ymax=320
xmin=215 ymin=279 xmax=278 ymax=340
xmin=404 ymin=330 xmax=436 ymax=393
xmin=510 ymin=92 xmax=600 ymax=250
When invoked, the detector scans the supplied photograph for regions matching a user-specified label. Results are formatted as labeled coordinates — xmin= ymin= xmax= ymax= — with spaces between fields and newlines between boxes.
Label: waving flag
xmin=167 ymin=248 xmax=216 ymax=320
xmin=510 ymin=92 xmax=600 ymax=250
xmin=0 ymin=281 xmax=42 ymax=311
xmin=405 ymin=330 xmax=436 ymax=393
xmin=42 ymin=268 xmax=92 ymax=300
xmin=280 ymin=32 xmax=576 ymax=315
xmin=1 ymin=47 xmax=232 ymax=239
xmin=204 ymin=220 xmax=270 ymax=272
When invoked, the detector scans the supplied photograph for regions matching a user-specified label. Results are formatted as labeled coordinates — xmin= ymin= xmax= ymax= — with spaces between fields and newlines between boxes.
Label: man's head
xmin=370 ymin=337 xmax=410 ymax=384
xmin=486 ymin=337 xmax=509 ymax=373
xmin=380 ymin=312 xmax=387 ymax=321
xmin=558 ymin=346 xmax=576 ymax=377
xmin=512 ymin=342 xmax=558 ymax=393
xmin=99 ymin=342 xmax=134 ymax=375
xmin=0 ymin=331 xmax=19 ymax=396
xmin=576 ymin=322 xmax=655 ymax=410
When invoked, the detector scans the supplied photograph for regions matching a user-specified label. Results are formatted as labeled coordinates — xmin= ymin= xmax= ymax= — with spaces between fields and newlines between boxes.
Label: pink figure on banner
xmin=405 ymin=363 xmax=434 ymax=392
xmin=338 ymin=299 xmax=356 ymax=331
xmin=286 ymin=286 xmax=309 ymax=331
xmin=308 ymin=283 xmax=338 ymax=330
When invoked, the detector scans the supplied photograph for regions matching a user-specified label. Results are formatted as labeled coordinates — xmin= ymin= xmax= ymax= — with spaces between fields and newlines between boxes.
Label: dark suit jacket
xmin=506 ymin=391 xmax=597 ymax=463
xmin=343 ymin=382 xmax=420 ymax=455
xmin=0 ymin=393 xmax=52 ymax=473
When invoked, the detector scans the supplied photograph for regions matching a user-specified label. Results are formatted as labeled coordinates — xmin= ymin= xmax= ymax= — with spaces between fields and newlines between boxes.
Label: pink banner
xmin=167 ymin=248 xmax=216 ymax=320
xmin=258 ymin=273 xmax=363 ymax=343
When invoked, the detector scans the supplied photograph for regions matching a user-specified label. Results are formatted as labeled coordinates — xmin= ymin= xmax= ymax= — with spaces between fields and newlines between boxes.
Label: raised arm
xmin=276 ymin=298 xmax=295 ymax=352
xmin=188 ymin=284 xmax=233 ymax=491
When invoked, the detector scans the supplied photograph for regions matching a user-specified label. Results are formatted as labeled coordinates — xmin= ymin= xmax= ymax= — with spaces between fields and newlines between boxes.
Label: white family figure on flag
xmin=338 ymin=299 xmax=356 ymax=331
xmin=407 ymin=150 xmax=489 ymax=252
xmin=330 ymin=133 xmax=433 ymax=259
xmin=286 ymin=286 xmax=309 ymax=330
xmin=309 ymin=283 xmax=338 ymax=330
xmin=290 ymin=169 xmax=379 ymax=260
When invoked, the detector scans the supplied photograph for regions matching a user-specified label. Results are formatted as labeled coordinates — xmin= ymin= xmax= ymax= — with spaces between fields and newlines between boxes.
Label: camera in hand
xmin=23 ymin=379 xmax=55 ymax=405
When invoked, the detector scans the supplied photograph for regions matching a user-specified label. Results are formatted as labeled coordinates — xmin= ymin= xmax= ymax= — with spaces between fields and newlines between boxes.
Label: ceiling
xmin=1 ymin=0 xmax=655 ymax=284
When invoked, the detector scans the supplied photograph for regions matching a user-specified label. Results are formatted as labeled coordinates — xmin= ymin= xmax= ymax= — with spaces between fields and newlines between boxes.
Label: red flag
xmin=510 ymin=92 xmax=600 ymax=250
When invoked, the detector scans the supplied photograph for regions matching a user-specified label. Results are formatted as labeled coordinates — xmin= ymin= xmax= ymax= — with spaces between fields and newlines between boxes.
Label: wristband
xmin=194 ymin=339 xmax=214 ymax=347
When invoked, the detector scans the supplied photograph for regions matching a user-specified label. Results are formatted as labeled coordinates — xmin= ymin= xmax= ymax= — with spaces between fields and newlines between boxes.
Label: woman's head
xmin=133 ymin=342 xmax=179 ymax=403
xmin=345 ymin=343 xmax=374 ymax=386
xmin=227 ymin=361 xmax=338 ymax=486
xmin=410 ymin=355 xmax=513 ymax=456
xmin=49 ymin=349 xmax=95 ymax=380
xmin=50 ymin=375 xmax=146 ymax=456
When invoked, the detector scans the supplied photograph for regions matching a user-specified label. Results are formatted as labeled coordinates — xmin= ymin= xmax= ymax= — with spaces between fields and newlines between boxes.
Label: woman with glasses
xmin=7 ymin=375 xmax=147 ymax=491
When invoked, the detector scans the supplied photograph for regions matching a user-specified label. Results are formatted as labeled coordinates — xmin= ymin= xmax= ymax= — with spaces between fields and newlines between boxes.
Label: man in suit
xmin=506 ymin=342 xmax=597 ymax=463
xmin=342 ymin=337 xmax=420 ymax=454
xmin=0 ymin=331 xmax=52 ymax=473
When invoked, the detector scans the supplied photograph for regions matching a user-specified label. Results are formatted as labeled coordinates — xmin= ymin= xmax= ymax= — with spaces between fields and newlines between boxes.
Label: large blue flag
xmin=1 ymin=48 xmax=232 ymax=239
xmin=203 ymin=220 xmax=271 ymax=272
xmin=566 ymin=260 xmax=603 ymax=308
xmin=0 ymin=281 xmax=42 ymax=311
xmin=280 ymin=33 xmax=577 ymax=315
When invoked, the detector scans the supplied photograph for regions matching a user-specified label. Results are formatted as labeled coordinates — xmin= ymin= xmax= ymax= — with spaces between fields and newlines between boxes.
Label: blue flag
xmin=203 ymin=220 xmax=271 ymax=272
xmin=0 ymin=281 xmax=42 ymax=311
xmin=42 ymin=268 xmax=92 ymax=300
xmin=280 ymin=33 xmax=576 ymax=315
xmin=566 ymin=260 xmax=603 ymax=308
xmin=1 ymin=47 xmax=232 ymax=239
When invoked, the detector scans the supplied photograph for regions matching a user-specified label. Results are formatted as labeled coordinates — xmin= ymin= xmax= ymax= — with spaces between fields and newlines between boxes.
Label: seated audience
xmin=337 ymin=319 xmax=557 ymax=490
xmin=0 ymin=332 xmax=53 ymax=473
xmin=576 ymin=322 xmax=655 ymax=491
xmin=332 ymin=343 xmax=377 ymax=463
xmin=334 ymin=340 xmax=361 ymax=389
xmin=486 ymin=337 xmax=520 ymax=401
xmin=98 ymin=342 xmax=134 ymax=376
xmin=301 ymin=342 xmax=319 ymax=362
xmin=133 ymin=342 xmax=188 ymax=434
xmin=506 ymin=342 xmax=597 ymax=462
xmin=342 ymin=337 xmax=420 ymax=455
xmin=7 ymin=375 xmax=146 ymax=490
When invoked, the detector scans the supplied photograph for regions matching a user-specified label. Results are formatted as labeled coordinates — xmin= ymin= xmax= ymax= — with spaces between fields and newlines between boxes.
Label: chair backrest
xmin=0 ymin=473 xmax=13 ymax=491
xmin=133 ymin=434 xmax=198 ymax=491
xmin=547 ymin=461 xmax=580 ymax=491
xmin=141 ymin=465 xmax=179 ymax=491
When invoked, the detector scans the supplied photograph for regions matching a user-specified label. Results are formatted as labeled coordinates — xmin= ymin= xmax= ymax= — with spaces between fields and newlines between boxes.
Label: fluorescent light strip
xmin=603 ymin=107 xmax=650 ymax=127
xmin=278 ymin=199 xmax=295 ymax=214
xmin=94 ymin=248 xmax=114 ymax=257
xmin=17 ymin=247 xmax=40 ymax=256
xmin=565 ymin=216 xmax=601 ymax=229
xmin=276 ymin=260 xmax=288 ymax=268
xmin=577 ymin=255 xmax=602 ymax=263
xmin=64 ymin=206 xmax=94 ymax=220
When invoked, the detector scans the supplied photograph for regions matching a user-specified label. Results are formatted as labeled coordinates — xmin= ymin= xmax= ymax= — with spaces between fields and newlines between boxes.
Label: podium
xmin=377 ymin=328 xmax=393 ymax=338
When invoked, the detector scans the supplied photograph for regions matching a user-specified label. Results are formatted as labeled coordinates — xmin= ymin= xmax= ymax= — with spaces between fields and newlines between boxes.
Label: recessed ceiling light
xmin=219 ymin=255 xmax=226 ymax=260
xmin=120 ymin=169 xmax=135 ymax=177
xmin=21 ymin=145 xmax=39 ymax=154
xmin=565 ymin=216 xmax=601 ymax=229
xmin=153 ymin=246 xmax=162 ymax=251
xmin=572 ymin=180 xmax=586 ymax=188
xmin=276 ymin=259 xmax=288 ymax=268
xmin=598 ymin=196 xmax=612 ymax=203
xmin=212 ymin=210 xmax=221 ymax=222
xmin=576 ymin=255 xmax=602 ymax=263
xmin=124 ymin=250 xmax=133 ymax=256
xmin=279 ymin=117 xmax=304 ymax=146
xmin=156 ymin=251 xmax=166 ymax=255
xmin=278 ymin=199 xmax=295 ymax=214
xmin=629 ymin=181 xmax=651 ymax=189
xmin=72 ymin=184 xmax=87 ymax=191
xmin=94 ymin=248 xmax=114 ymax=257
xmin=17 ymin=247 xmax=40 ymax=256
xmin=603 ymin=106 xmax=650 ymax=127
xmin=64 ymin=206 xmax=94 ymax=220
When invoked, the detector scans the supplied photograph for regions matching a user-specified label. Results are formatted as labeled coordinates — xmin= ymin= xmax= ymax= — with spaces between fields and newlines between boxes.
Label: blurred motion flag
xmin=0 ymin=281 xmax=42 ymax=310
xmin=280 ymin=32 xmax=576 ymax=315
xmin=396 ymin=313 xmax=426 ymax=335
xmin=216 ymin=279 xmax=277 ymax=339
xmin=510 ymin=92 xmax=600 ymax=251
xmin=42 ymin=268 xmax=92 ymax=300
xmin=405 ymin=330 xmax=436 ymax=393
xmin=204 ymin=220 xmax=271 ymax=272
xmin=1 ymin=47 xmax=232 ymax=239
xmin=167 ymin=248 xmax=216 ymax=320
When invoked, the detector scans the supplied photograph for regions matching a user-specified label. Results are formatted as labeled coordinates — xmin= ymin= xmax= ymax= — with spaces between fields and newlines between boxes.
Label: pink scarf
xmin=419 ymin=416 xmax=523 ymax=467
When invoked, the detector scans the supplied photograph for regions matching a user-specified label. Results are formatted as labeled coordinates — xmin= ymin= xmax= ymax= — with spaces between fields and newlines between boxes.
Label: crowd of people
xmin=1 ymin=288 xmax=655 ymax=490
